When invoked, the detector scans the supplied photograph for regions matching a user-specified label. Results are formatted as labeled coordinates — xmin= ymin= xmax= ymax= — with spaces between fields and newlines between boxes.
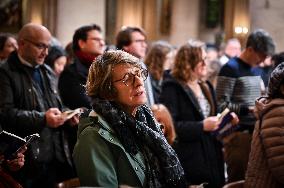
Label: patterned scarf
xmin=91 ymin=98 xmax=186 ymax=188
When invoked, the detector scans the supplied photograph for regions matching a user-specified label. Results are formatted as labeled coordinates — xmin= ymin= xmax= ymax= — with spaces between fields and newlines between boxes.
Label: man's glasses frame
xmin=23 ymin=38 xmax=50 ymax=51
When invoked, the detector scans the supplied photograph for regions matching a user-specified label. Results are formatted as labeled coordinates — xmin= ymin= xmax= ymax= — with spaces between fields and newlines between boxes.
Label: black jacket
xmin=0 ymin=52 xmax=75 ymax=178
xmin=58 ymin=57 xmax=91 ymax=109
xmin=160 ymin=74 xmax=225 ymax=188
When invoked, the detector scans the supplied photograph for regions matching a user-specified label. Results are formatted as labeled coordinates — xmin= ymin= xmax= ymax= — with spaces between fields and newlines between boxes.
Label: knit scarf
xmin=91 ymin=98 xmax=186 ymax=188
xmin=75 ymin=51 xmax=98 ymax=67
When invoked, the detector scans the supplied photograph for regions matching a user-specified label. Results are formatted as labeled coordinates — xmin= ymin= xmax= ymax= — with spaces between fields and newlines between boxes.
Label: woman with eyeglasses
xmin=73 ymin=50 xmax=186 ymax=188
xmin=160 ymin=40 xmax=238 ymax=188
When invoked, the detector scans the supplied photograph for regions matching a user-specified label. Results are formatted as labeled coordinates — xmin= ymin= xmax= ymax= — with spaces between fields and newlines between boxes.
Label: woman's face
xmin=53 ymin=56 xmax=67 ymax=76
xmin=192 ymin=49 xmax=207 ymax=79
xmin=112 ymin=63 xmax=147 ymax=115
xmin=2 ymin=37 xmax=18 ymax=58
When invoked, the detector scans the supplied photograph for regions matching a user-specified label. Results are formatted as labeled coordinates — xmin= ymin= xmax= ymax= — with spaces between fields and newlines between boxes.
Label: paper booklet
xmin=212 ymin=108 xmax=236 ymax=138
xmin=62 ymin=108 xmax=83 ymax=120
xmin=0 ymin=130 xmax=40 ymax=159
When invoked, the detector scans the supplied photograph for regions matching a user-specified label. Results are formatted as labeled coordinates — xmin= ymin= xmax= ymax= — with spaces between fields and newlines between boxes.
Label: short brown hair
xmin=86 ymin=50 xmax=142 ymax=99
xmin=172 ymin=40 xmax=205 ymax=83
xmin=116 ymin=26 xmax=146 ymax=50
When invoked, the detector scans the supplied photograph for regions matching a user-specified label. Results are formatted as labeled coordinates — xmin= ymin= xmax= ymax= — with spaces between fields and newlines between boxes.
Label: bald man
xmin=0 ymin=23 xmax=77 ymax=188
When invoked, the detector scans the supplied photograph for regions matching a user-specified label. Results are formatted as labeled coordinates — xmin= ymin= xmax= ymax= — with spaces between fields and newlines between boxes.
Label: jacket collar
xmin=164 ymin=75 xmax=205 ymax=118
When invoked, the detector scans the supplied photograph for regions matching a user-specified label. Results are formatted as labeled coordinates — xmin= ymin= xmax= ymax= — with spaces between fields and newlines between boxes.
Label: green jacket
xmin=73 ymin=111 xmax=146 ymax=187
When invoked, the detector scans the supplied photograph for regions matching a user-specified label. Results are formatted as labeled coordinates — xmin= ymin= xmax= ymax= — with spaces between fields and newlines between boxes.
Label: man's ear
xmin=122 ymin=46 xmax=129 ymax=52
xmin=78 ymin=39 xmax=86 ymax=50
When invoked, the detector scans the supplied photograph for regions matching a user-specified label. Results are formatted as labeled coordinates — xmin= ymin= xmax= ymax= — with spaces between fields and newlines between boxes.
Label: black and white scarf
xmin=91 ymin=98 xmax=186 ymax=188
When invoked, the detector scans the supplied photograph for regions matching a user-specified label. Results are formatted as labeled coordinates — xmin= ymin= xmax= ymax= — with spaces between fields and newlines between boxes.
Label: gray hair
xmin=246 ymin=29 xmax=275 ymax=56
xmin=86 ymin=50 xmax=142 ymax=99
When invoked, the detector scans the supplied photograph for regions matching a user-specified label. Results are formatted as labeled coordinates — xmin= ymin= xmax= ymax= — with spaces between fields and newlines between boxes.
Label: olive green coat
xmin=73 ymin=111 xmax=146 ymax=188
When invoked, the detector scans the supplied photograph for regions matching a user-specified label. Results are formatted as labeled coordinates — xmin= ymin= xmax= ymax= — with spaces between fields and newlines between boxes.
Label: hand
xmin=6 ymin=146 xmax=27 ymax=171
xmin=230 ymin=112 xmax=239 ymax=125
xmin=67 ymin=114 xmax=80 ymax=127
xmin=203 ymin=116 xmax=219 ymax=132
xmin=45 ymin=108 xmax=65 ymax=128
xmin=248 ymin=106 xmax=255 ymax=112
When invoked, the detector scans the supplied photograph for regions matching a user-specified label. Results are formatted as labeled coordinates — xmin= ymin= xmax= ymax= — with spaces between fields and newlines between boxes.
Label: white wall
xmin=169 ymin=0 xmax=200 ymax=46
xmin=56 ymin=0 xmax=105 ymax=47
xmin=250 ymin=0 xmax=284 ymax=52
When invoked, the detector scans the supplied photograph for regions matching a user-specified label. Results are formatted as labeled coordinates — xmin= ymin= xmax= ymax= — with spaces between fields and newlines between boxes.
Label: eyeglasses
xmin=113 ymin=68 xmax=148 ymax=87
xmin=133 ymin=39 xmax=146 ymax=44
xmin=23 ymin=39 xmax=50 ymax=51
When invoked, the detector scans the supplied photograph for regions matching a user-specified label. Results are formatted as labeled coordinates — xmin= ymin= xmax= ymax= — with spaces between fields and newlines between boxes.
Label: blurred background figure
xmin=0 ymin=33 xmax=18 ymax=64
xmin=219 ymin=38 xmax=241 ymax=66
xmin=151 ymin=104 xmax=176 ymax=146
xmin=259 ymin=56 xmax=274 ymax=94
xmin=206 ymin=59 xmax=222 ymax=88
xmin=271 ymin=51 xmax=284 ymax=69
xmin=116 ymin=26 xmax=154 ymax=106
xmin=205 ymin=44 xmax=222 ymax=88
xmin=144 ymin=40 xmax=175 ymax=103
xmin=59 ymin=24 xmax=105 ymax=109
xmin=160 ymin=40 xmax=226 ymax=187
xmin=206 ymin=44 xmax=219 ymax=62
xmin=245 ymin=62 xmax=284 ymax=188
xmin=64 ymin=42 xmax=74 ymax=65
xmin=216 ymin=29 xmax=275 ymax=183
xmin=44 ymin=45 xmax=67 ymax=77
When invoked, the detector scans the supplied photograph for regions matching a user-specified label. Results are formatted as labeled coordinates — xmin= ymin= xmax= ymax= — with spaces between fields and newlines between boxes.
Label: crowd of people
xmin=0 ymin=22 xmax=283 ymax=188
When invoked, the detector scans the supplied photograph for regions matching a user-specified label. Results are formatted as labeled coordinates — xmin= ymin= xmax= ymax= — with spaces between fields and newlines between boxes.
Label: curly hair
xmin=144 ymin=41 xmax=173 ymax=80
xmin=86 ymin=50 xmax=142 ymax=99
xmin=172 ymin=40 xmax=205 ymax=83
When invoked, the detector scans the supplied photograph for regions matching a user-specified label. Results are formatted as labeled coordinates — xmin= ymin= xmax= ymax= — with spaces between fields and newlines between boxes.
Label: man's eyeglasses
xmin=24 ymin=39 xmax=50 ymax=51
xmin=133 ymin=39 xmax=146 ymax=44
xmin=113 ymin=68 xmax=148 ymax=87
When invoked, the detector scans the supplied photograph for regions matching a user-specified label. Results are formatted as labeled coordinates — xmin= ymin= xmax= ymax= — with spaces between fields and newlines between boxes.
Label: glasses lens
xmin=123 ymin=73 xmax=132 ymax=86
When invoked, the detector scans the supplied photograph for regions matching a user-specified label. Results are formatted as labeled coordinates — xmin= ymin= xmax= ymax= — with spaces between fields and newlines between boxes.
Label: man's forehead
xmin=131 ymin=31 xmax=145 ymax=39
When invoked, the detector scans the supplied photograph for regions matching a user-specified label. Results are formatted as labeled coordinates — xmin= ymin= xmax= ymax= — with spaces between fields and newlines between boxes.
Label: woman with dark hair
xmin=144 ymin=41 xmax=175 ymax=103
xmin=73 ymin=50 xmax=186 ymax=188
xmin=0 ymin=33 xmax=18 ymax=64
xmin=245 ymin=62 xmax=284 ymax=188
xmin=44 ymin=45 xmax=67 ymax=77
xmin=160 ymin=40 xmax=238 ymax=187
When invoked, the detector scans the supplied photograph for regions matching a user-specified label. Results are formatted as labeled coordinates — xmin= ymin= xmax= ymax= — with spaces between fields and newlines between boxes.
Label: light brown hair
xmin=144 ymin=41 xmax=173 ymax=80
xmin=172 ymin=40 xmax=205 ymax=83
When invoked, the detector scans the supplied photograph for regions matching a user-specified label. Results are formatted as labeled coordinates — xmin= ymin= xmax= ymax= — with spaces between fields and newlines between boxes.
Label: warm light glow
xmin=234 ymin=27 xmax=242 ymax=34
xmin=242 ymin=27 xmax=248 ymax=34
xmin=234 ymin=26 xmax=248 ymax=34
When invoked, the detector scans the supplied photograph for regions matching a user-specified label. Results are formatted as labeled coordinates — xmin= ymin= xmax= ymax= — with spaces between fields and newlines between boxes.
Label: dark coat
xmin=0 ymin=51 xmax=75 ymax=186
xmin=245 ymin=97 xmax=284 ymax=188
xmin=160 ymin=75 xmax=225 ymax=188
xmin=58 ymin=57 xmax=92 ymax=109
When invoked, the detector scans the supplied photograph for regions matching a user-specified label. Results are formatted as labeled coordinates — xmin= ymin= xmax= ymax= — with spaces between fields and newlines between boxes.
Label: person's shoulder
xmin=162 ymin=73 xmax=179 ymax=86
xmin=219 ymin=58 xmax=240 ymax=78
